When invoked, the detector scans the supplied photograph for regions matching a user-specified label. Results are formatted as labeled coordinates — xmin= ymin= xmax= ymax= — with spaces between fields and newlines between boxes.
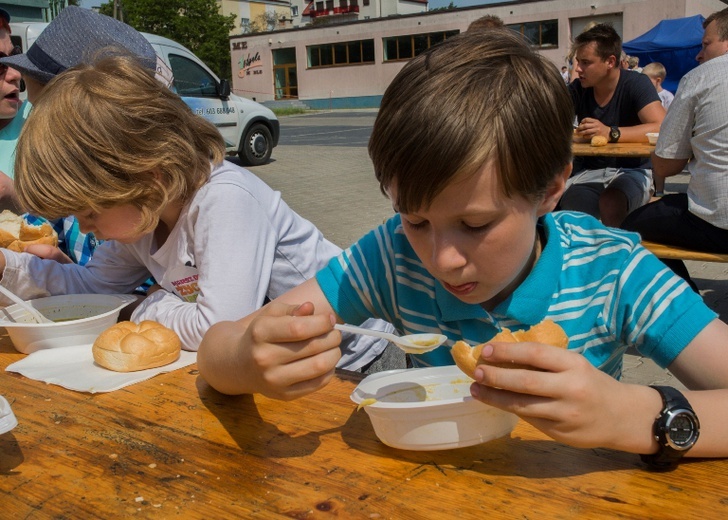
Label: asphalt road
xmin=234 ymin=109 xmax=392 ymax=249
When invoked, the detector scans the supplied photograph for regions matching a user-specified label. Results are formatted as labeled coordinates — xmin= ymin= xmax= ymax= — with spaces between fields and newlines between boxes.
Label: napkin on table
xmin=6 ymin=344 xmax=197 ymax=393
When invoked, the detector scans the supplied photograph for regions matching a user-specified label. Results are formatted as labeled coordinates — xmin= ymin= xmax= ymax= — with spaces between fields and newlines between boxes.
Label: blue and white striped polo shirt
xmin=317 ymin=211 xmax=716 ymax=379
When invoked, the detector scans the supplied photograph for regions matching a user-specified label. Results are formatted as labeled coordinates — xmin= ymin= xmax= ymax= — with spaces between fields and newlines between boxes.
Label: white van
xmin=9 ymin=23 xmax=279 ymax=166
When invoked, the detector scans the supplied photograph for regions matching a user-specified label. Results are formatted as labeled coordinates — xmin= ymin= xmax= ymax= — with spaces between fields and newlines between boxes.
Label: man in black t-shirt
xmin=560 ymin=24 xmax=664 ymax=227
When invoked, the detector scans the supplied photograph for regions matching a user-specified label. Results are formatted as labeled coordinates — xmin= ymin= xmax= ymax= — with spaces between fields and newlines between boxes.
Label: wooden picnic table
xmin=572 ymin=141 xmax=655 ymax=158
xmin=2 ymin=330 xmax=728 ymax=518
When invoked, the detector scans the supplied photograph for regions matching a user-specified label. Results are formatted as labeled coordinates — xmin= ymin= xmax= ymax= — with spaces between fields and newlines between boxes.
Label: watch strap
xmin=609 ymin=126 xmax=620 ymax=143
xmin=640 ymin=385 xmax=699 ymax=471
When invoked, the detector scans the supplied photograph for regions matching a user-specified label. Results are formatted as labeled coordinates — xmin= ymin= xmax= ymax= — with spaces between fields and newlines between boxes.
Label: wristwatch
xmin=640 ymin=385 xmax=700 ymax=471
xmin=608 ymin=126 xmax=621 ymax=143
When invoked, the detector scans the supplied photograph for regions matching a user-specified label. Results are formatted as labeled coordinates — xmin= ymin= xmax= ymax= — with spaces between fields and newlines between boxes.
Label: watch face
xmin=666 ymin=411 xmax=699 ymax=449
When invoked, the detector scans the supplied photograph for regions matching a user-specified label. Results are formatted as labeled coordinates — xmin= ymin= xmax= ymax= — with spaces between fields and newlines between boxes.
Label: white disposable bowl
xmin=0 ymin=294 xmax=137 ymax=354
xmin=646 ymin=132 xmax=659 ymax=145
xmin=350 ymin=366 xmax=519 ymax=451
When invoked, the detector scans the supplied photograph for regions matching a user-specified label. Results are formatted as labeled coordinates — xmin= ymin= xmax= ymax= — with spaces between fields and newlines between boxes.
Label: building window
xmin=363 ymin=0 xmax=369 ymax=5
xmin=308 ymin=39 xmax=375 ymax=68
xmin=382 ymin=30 xmax=459 ymax=61
xmin=506 ymin=19 xmax=558 ymax=48
xmin=291 ymin=6 xmax=298 ymax=17
xmin=240 ymin=17 xmax=250 ymax=34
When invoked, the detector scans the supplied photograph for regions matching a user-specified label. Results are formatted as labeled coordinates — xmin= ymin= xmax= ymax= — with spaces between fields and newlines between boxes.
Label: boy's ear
xmin=537 ymin=164 xmax=572 ymax=216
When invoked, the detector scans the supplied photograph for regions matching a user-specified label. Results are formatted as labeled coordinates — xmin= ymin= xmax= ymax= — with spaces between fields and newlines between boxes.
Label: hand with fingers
xmin=22 ymin=243 xmax=74 ymax=264
xmin=468 ymin=340 xmax=659 ymax=452
xmin=198 ymin=301 xmax=342 ymax=400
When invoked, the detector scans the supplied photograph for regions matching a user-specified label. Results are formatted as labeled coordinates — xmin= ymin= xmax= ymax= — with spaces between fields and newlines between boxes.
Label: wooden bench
xmin=642 ymin=241 xmax=728 ymax=263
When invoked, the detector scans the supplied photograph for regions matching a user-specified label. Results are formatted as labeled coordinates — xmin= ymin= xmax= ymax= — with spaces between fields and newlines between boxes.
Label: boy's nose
xmin=430 ymin=236 xmax=467 ymax=273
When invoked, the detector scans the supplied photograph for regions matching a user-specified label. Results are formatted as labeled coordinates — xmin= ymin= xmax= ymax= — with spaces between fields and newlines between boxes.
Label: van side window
xmin=168 ymin=53 xmax=218 ymax=97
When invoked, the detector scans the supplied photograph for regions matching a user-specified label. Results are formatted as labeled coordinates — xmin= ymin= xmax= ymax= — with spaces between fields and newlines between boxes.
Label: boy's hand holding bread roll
xmin=452 ymin=320 xmax=569 ymax=379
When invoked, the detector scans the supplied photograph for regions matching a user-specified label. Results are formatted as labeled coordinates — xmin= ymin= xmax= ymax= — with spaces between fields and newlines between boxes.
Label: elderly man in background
xmin=0 ymin=8 xmax=25 ymax=211
xmin=622 ymin=8 xmax=728 ymax=291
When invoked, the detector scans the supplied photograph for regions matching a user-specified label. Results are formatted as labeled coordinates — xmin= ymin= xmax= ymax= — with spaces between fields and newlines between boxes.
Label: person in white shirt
xmin=622 ymin=8 xmax=728 ymax=290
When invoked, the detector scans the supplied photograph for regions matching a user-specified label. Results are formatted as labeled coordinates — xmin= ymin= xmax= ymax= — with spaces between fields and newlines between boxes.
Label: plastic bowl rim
xmin=0 ymin=294 xmax=137 ymax=328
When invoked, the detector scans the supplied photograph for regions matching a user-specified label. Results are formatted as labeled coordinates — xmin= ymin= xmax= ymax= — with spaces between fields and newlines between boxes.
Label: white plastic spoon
xmin=0 ymin=285 xmax=53 ymax=324
xmin=334 ymin=323 xmax=447 ymax=354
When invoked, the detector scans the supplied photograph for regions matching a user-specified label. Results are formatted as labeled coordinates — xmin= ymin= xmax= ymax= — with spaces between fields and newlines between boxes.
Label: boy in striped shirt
xmin=200 ymin=30 xmax=728 ymax=464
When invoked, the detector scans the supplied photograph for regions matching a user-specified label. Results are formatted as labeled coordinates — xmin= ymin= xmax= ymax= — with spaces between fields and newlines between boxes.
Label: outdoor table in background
xmin=572 ymin=141 xmax=655 ymax=158
xmin=1 ymin=330 xmax=728 ymax=517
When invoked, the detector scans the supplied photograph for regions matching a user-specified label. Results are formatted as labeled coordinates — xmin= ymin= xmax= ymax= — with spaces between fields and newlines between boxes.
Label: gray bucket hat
xmin=0 ymin=6 xmax=156 ymax=83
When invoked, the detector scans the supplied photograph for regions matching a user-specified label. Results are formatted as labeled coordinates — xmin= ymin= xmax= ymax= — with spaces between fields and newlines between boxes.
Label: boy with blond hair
xmin=3 ymin=54 xmax=392 ymax=367
xmin=642 ymin=62 xmax=674 ymax=110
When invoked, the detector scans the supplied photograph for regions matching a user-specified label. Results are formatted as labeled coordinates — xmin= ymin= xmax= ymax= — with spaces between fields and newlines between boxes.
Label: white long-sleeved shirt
xmin=1 ymin=161 xmax=389 ymax=363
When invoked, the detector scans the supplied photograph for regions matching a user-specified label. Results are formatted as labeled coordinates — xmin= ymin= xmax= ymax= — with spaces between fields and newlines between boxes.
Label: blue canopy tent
xmin=623 ymin=15 xmax=705 ymax=94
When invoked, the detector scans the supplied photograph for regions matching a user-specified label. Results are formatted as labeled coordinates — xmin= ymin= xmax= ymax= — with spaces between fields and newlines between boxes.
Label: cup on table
xmin=646 ymin=132 xmax=659 ymax=145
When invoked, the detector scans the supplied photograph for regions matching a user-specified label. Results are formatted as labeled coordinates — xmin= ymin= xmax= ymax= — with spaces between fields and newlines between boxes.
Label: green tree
xmin=98 ymin=0 xmax=236 ymax=79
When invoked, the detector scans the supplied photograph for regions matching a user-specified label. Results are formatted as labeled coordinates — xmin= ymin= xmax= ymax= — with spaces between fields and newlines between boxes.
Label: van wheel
xmin=239 ymin=123 xmax=273 ymax=166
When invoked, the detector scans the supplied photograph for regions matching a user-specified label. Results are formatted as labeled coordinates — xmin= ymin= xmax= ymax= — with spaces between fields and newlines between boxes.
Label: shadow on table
xmin=0 ymin=433 xmax=23 ymax=474
xmin=339 ymin=418 xmax=647 ymax=478
xmin=196 ymin=375 xmax=647 ymax=478
xmin=196 ymin=377 xmax=346 ymax=459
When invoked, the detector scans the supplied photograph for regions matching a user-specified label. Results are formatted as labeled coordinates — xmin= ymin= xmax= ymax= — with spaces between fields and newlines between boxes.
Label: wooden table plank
xmin=2 ymin=331 xmax=728 ymax=518
xmin=572 ymin=141 xmax=655 ymax=158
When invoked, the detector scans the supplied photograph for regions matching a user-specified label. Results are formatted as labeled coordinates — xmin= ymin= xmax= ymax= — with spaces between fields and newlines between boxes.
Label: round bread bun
xmin=590 ymin=135 xmax=608 ymax=147
xmin=451 ymin=320 xmax=569 ymax=379
xmin=0 ymin=210 xmax=58 ymax=252
xmin=93 ymin=320 xmax=181 ymax=372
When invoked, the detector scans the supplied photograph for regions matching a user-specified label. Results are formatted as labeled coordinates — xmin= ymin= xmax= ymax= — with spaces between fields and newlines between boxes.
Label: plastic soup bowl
xmin=0 ymin=294 xmax=137 ymax=354
xmin=646 ymin=132 xmax=659 ymax=145
xmin=350 ymin=366 xmax=519 ymax=451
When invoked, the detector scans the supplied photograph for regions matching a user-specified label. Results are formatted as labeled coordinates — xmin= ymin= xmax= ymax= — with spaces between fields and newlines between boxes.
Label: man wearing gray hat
xmin=0 ymin=6 xmax=162 ymax=265
xmin=1 ymin=5 xmax=157 ymax=103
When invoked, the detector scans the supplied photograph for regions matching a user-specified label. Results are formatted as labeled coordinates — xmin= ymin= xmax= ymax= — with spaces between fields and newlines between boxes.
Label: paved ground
xmin=236 ymin=109 xmax=728 ymax=388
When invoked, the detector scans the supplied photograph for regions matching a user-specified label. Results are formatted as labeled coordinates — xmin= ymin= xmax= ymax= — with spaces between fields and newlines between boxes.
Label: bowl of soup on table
xmin=350 ymin=365 xmax=519 ymax=451
xmin=0 ymin=294 xmax=137 ymax=354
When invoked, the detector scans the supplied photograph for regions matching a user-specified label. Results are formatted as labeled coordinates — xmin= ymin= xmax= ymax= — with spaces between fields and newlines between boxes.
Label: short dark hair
xmin=369 ymin=30 xmax=573 ymax=213
xmin=704 ymin=7 xmax=728 ymax=40
xmin=572 ymin=23 xmax=622 ymax=62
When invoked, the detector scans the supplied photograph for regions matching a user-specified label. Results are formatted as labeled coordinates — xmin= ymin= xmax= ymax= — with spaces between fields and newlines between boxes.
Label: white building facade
xmin=229 ymin=0 xmax=727 ymax=108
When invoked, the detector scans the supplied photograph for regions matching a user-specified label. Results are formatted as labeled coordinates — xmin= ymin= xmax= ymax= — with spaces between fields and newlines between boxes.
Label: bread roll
xmin=590 ymin=135 xmax=608 ymax=147
xmin=93 ymin=320 xmax=181 ymax=372
xmin=451 ymin=320 xmax=568 ymax=379
xmin=0 ymin=210 xmax=58 ymax=252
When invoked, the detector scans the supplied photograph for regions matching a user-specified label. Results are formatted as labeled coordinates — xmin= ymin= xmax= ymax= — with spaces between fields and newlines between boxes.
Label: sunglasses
xmin=0 ymin=46 xmax=22 ymax=75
